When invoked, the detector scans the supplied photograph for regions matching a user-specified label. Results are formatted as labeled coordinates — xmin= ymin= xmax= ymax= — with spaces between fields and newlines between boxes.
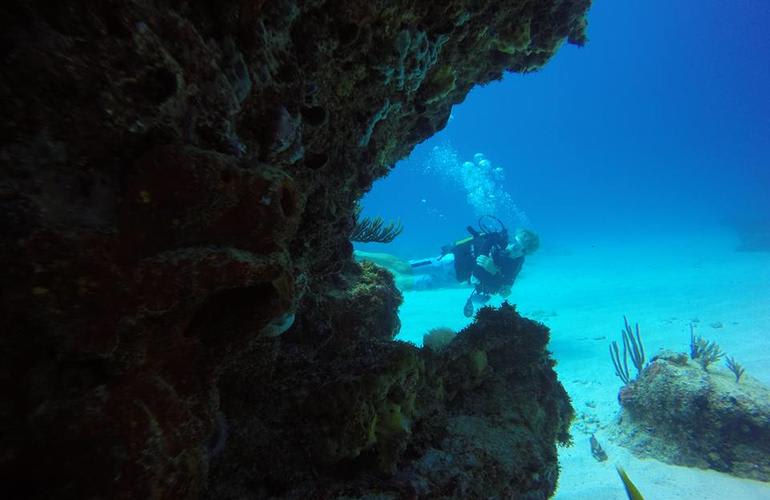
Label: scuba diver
xmin=353 ymin=216 xmax=539 ymax=316
xmin=440 ymin=216 xmax=540 ymax=317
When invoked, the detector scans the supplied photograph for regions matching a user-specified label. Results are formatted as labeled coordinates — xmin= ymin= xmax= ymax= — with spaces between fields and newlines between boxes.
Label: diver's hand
xmin=476 ymin=255 xmax=499 ymax=274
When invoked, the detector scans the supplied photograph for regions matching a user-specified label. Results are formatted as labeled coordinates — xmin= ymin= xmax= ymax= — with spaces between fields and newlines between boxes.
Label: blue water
xmin=355 ymin=2 xmax=770 ymax=498
xmin=358 ymin=0 xmax=770 ymax=259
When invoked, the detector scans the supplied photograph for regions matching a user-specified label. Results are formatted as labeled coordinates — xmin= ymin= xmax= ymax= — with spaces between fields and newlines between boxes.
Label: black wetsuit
xmin=449 ymin=228 xmax=524 ymax=296
xmin=473 ymin=251 xmax=524 ymax=295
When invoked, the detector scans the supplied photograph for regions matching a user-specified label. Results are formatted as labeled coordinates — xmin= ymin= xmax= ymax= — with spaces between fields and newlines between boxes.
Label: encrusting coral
xmin=423 ymin=326 xmax=456 ymax=351
xmin=0 ymin=0 xmax=590 ymax=497
xmin=615 ymin=349 xmax=770 ymax=481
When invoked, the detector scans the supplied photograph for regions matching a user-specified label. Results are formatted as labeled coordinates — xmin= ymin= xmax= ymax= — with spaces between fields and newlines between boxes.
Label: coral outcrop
xmin=410 ymin=304 xmax=574 ymax=498
xmin=1 ymin=0 xmax=589 ymax=497
xmin=210 ymin=303 xmax=573 ymax=498
xmin=614 ymin=351 xmax=770 ymax=481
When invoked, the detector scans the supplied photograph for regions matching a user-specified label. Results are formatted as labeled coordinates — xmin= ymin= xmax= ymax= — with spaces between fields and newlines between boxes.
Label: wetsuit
xmin=473 ymin=251 xmax=524 ymax=295
xmin=447 ymin=227 xmax=523 ymax=295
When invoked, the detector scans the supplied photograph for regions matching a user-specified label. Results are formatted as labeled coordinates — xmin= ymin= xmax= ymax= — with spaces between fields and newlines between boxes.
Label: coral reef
xmin=423 ymin=326 xmax=456 ymax=352
xmin=350 ymin=204 xmax=403 ymax=243
xmin=725 ymin=356 xmax=745 ymax=383
xmin=609 ymin=316 xmax=646 ymax=384
xmin=614 ymin=350 xmax=770 ymax=481
xmin=406 ymin=304 xmax=575 ymax=498
xmin=209 ymin=303 xmax=573 ymax=498
xmin=689 ymin=325 xmax=724 ymax=371
xmin=0 ymin=0 xmax=589 ymax=497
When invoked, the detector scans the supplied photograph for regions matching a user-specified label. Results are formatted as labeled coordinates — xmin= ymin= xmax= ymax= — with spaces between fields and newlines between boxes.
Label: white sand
xmin=395 ymin=230 xmax=770 ymax=499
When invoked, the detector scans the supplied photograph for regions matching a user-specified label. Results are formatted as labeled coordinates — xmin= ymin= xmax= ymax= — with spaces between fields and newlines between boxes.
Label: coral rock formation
xmin=411 ymin=304 xmax=574 ymax=498
xmin=615 ymin=351 xmax=770 ymax=482
xmin=210 ymin=303 xmax=573 ymax=498
xmin=1 ymin=0 xmax=589 ymax=497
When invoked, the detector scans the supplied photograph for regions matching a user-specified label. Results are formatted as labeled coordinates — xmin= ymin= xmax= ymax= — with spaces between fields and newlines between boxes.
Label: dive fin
xmin=463 ymin=297 xmax=474 ymax=318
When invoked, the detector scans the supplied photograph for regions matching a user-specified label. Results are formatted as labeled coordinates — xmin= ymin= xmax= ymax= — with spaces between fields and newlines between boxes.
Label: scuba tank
xmin=441 ymin=215 xmax=509 ymax=259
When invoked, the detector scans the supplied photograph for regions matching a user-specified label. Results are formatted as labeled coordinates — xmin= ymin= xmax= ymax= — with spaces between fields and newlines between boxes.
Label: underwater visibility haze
xmin=357 ymin=1 xmax=770 ymax=498
xmin=2 ymin=0 xmax=770 ymax=499
xmin=360 ymin=0 xmax=770 ymax=256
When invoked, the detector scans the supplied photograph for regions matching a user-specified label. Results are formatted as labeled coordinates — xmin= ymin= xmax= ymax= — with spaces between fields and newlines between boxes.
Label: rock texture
xmin=614 ymin=351 xmax=770 ymax=482
xmin=0 ymin=1 xmax=589 ymax=498
xmin=210 ymin=304 xmax=573 ymax=498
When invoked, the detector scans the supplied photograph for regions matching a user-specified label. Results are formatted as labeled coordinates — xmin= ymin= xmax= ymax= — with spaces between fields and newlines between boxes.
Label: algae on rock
xmin=614 ymin=350 xmax=770 ymax=482
xmin=0 ymin=0 xmax=591 ymax=497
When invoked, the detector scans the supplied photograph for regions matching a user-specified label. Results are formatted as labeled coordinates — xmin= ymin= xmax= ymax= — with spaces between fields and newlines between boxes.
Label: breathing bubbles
xmin=423 ymin=142 xmax=530 ymax=228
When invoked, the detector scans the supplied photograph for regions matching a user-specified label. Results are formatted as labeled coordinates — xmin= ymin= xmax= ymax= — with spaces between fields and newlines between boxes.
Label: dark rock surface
xmin=210 ymin=304 xmax=572 ymax=498
xmin=614 ymin=351 xmax=770 ymax=482
xmin=409 ymin=304 xmax=574 ymax=499
xmin=1 ymin=1 xmax=589 ymax=497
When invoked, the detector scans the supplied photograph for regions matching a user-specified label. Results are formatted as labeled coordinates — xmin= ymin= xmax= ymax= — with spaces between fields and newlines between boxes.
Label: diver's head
xmin=513 ymin=228 xmax=540 ymax=256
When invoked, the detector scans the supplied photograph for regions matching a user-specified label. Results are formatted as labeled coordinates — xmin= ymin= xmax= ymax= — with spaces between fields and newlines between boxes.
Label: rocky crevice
xmin=0 ymin=1 xmax=590 ymax=497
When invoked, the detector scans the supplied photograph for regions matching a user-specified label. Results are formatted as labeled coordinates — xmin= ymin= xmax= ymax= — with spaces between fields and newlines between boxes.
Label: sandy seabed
xmin=396 ymin=230 xmax=770 ymax=499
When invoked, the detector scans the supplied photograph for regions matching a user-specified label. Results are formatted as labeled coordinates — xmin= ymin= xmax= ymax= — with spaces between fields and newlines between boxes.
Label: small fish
xmin=616 ymin=465 xmax=645 ymax=500
xmin=590 ymin=434 xmax=607 ymax=461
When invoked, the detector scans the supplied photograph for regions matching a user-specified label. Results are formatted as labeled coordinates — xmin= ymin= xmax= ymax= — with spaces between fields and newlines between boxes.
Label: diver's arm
xmin=476 ymin=254 xmax=500 ymax=275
